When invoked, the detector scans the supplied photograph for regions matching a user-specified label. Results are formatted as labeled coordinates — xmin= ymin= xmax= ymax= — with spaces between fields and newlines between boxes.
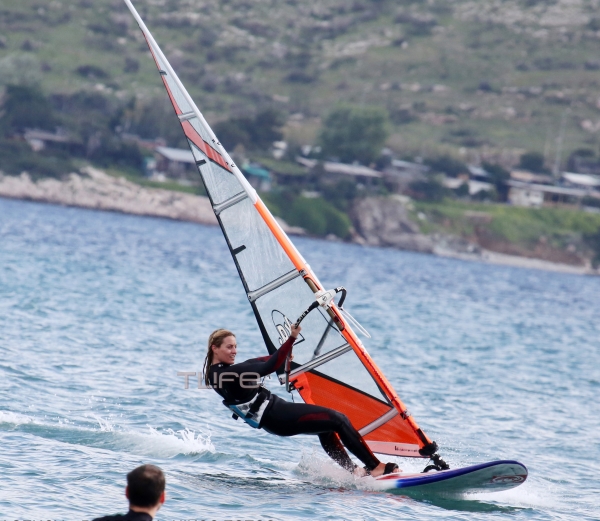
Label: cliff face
xmin=350 ymin=195 xmax=435 ymax=253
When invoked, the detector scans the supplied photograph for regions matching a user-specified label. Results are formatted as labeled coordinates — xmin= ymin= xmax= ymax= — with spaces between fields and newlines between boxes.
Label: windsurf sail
xmin=124 ymin=0 xmax=440 ymax=459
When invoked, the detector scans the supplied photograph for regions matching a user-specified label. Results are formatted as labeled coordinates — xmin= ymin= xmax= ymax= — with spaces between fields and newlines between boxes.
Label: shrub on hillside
xmin=319 ymin=105 xmax=389 ymax=165
xmin=408 ymin=176 xmax=450 ymax=202
xmin=519 ymin=151 xmax=548 ymax=173
xmin=425 ymin=155 xmax=468 ymax=177
xmin=0 ymin=140 xmax=73 ymax=179
xmin=0 ymin=85 xmax=59 ymax=137
xmin=285 ymin=196 xmax=351 ymax=238
xmin=213 ymin=109 xmax=285 ymax=151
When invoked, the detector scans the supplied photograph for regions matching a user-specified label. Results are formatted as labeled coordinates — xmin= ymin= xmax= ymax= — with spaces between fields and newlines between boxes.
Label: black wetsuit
xmin=93 ymin=510 xmax=153 ymax=521
xmin=209 ymin=336 xmax=380 ymax=472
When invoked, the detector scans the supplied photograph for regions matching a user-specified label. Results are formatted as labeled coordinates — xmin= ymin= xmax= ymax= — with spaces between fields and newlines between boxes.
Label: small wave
xmin=94 ymin=420 xmax=215 ymax=458
xmin=0 ymin=410 xmax=33 ymax=426
xmin=4 ymin=411 xmax=214 ymax=459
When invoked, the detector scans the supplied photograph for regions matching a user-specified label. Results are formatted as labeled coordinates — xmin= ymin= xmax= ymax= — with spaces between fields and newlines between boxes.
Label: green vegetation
xmin=213 ymin=109 xmax=285 ymax=151
xmin=413 ymin=199 xmax=600 ymax=250
xmin=2 ymin=0 xmax=597 ymax=160
xmin=0 ymin=85 xmax=57 ymax=134
xmin=252 ymin=156 xmax=308 ymax=177
xmin=319 ymin=105 xmax=390 ymax=164
xmin=518 ymin=152 xmax=549 ymax=174
xmin=0 ymin=140 xmax=73 ymax=180
xmin=425 ymin=155 xmax=468 ymax=177
xmin=263 ymin=191 xmax=351 ymax=239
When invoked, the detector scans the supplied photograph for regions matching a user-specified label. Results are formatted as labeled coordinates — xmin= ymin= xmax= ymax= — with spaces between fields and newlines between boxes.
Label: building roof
xmin=155 ymin=146 xmax=195 ymax=164
xmin=24 ymin=129 xmax=80 ymax=144
xmin=562 ymin=172 xmax=600 ymax=188
xmin=296 ymin=157 xmax=382 ymax=178
xmin=508 ymin=180 xmax=588 ymax=197
xmin=243 ymin=164 xmax=271 ymax=179
xmin=510 ymin=170 xmax=554 ymax=184
xmin=468 ymin=165 xmax=490 ymax=178
xmin=391 ymin=159 xmax=430 ymax=173
xmin=323 ymin=161 xmax=382 ymax=178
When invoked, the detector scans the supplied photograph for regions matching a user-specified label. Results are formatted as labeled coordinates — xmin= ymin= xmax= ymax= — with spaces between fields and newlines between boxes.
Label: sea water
xmin=0 ymin=197 xmax=598 ymax=521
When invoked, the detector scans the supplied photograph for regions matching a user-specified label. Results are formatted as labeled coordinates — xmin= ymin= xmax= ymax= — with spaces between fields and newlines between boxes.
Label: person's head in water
xmin=126 ymin=464 xmax=166 ymax=514
xmin=202 ymin=329 xmax=236 ymax=386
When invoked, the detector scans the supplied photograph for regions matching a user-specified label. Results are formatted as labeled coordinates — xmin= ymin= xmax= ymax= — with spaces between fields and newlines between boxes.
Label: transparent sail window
xmin=219 ymin=198 xmax=295 ymax=291
xmin=254 ymin=276 xmax=348 ymax=363
xmin=312 ymin=351 xmax=388 ymax=402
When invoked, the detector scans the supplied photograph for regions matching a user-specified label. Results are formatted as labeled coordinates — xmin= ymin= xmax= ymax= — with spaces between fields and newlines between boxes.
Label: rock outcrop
xmin=350 ymin=195 xmax=435 ymax=253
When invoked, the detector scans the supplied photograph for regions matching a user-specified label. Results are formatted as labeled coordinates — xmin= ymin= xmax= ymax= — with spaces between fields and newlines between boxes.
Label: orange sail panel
xmin=124 ymin=0 xmax=436 ymax=458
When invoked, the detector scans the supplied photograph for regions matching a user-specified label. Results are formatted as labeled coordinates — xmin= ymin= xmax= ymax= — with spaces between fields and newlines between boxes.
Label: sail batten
xmin=124 ymin=0 xmax=438 ymax=459
xmin=214 ymin=192 xmax=248 ymax=216
xmin=289 ymin=343 xmax=352 ymax=378
xmin=358 ymin=408 xmax=400 ymax=436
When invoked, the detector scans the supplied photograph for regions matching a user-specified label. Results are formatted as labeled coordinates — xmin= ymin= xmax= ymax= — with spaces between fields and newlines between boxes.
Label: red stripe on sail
xmin=143 ymin=34 xmax=231 ymax=172
xmin=181 ymin=121 xmax=231 ymax=172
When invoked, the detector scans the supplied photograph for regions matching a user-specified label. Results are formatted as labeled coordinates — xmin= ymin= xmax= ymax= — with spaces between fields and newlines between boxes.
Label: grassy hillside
xmin=1 ymin=0 xmax=600 ymax=164
xmin=413 ymin=199 xmax=600 ymax=264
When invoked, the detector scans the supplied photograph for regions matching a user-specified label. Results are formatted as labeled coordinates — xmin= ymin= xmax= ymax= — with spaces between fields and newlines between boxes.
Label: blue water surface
xmin=0 ymin=198 xmax=599 ymax=520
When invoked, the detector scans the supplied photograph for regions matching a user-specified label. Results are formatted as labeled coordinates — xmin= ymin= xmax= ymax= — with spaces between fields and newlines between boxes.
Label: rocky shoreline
xmin=0 ymin=169 xmax=596 ymax=276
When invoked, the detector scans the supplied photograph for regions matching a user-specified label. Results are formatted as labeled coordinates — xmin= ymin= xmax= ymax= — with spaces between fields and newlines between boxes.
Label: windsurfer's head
xmin=203 ymin=329 xmax=236 ymax=386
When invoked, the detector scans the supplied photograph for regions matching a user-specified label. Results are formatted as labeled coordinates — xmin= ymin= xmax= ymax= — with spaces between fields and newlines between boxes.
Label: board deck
xmin=370 ymin=460 xmax=527 ymax=494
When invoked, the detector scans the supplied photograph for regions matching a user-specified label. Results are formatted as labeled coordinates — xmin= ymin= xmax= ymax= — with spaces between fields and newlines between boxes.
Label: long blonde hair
xmin=203 ymin=329 xmax=235 ymax=386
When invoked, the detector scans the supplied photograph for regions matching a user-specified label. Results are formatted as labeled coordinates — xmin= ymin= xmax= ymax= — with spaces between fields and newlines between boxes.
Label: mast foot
xmin=423 ymin=453 xmax=450 ymax=472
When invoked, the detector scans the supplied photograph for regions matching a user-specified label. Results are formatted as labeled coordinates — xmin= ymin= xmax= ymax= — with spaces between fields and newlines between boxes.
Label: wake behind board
xmin=371 ymin=460 xmax=527 ymax=495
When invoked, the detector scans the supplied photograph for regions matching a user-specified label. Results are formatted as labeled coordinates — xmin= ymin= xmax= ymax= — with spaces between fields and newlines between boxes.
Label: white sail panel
xmin=220 ymin=198 xmax=295 ymax=291
xmin=190 ymin=143 xmax=244 ymax=204
xmin=153 ymin=52 xmax=193 ymax=114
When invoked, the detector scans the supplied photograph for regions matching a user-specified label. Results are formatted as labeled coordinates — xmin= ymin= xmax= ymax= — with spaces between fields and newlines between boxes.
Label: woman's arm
xmin=231 ymin=325 xmax=301 ymax=377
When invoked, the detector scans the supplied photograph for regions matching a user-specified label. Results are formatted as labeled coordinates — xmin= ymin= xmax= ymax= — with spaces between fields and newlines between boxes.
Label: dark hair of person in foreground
xmin=92 ymin=464 xmax=166 ymax=521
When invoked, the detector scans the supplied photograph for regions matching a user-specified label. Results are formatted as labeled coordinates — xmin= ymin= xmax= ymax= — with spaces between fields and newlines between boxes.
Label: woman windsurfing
xmin=203 ymin=326 xmax=399 ymax=477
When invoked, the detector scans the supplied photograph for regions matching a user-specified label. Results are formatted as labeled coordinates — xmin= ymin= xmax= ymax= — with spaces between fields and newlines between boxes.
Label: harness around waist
xmin=223 ymin=387 xmax=271 ymax=429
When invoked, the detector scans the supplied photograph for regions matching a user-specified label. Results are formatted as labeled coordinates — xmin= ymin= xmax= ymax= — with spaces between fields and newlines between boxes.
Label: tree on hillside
xmin=0 ymin=85 xmax=58 ymax=137
xmin=426 ymin=155 xmax=468 ymax=177
xmin=519 ymin=151 xmax=547 ymax=173
xmin=213 ymin=109 xmax=285 ymax=151
xmin=483 ymin=162 xmax=510 ymax=202
xmin=319 ymin=105 xmax=390 ymax=165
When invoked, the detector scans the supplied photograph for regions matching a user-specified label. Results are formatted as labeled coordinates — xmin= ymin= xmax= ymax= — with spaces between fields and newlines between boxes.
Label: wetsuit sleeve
xmin=230 ymin=336 xmax=296 ymax=377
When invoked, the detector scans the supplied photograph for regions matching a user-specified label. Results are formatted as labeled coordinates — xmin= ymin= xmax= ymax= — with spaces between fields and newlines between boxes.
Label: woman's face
xmin=212 ymin=335 xmax=237 ymax=364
